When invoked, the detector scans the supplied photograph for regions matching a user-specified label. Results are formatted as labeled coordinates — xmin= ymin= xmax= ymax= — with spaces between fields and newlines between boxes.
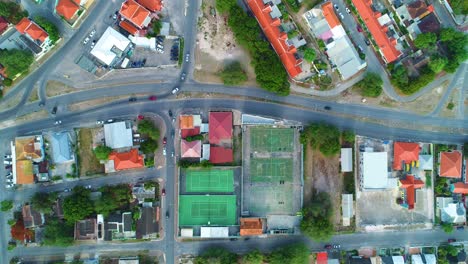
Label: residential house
xmin=104 ymin=212 xmax=136 ymax=240
xmin=209 ymin=112 xmax=232 ymax=146
xmin=13 ymin=135 xmax=44 ymax=185
xmin=55 ymin=0 xmax=80 ymax=21
xmin=341 ymin=194 xmax=354 ymax=226
xmin=119 ymin=0 xmax=152 ymax=35
xmin=104 ymin=121 xmax=133 ymax=149
xmin=394 ymin=0 xmax=440 ymax=40
xmin=74 ymin=218 xmax=98 ymax=241
xmin=22 ymin=204 xmax=44 ymax=228
xmin=246 ymin=0 xmax=303 ymax=78
xmin=393 ymin=142 xmax=420 ymax=171
xmin=380 ymin=256 xmax=405 ymax=264
xmin=341 ymin=148 xmax=353 ymax=172
xmin=181 ymin=140 xmax=202 ymax=159
xmin=33 ymin=160 xmax=49 ymax=182
xmin=441 ymin=202 xmax=466 ymax=224
xmin=136 ymin=206 xmax=159 ymax=239
xmin=439 ymin=151 xmax=462 ymax=178
xmin=239 ymin=218 xmax=264 ymax=236
xmin=448 ymin=251 xmax=467 ymax=264
xmin=50 ymin=132 xmax=74 ymax=163
xmin=107 ymin=149 xmax=144 ymax=172
xmin=137 ymin=0 xmax=163 ymax=12
xmin=15 ymin=17 xmax=50 ymax=55
xmin=451 ymin=182 xmax=468 ymax=194
xmin=0 ymin=16 xmax=9 ymax=35
xmin=411 ymin=254 xmax=436 ymax=264
xmin=90 ymin=27 xmax=132 ymax=67
xmin=399 ymin=175 xmax=424 ymax=209
xmin=209 ymin=146 xmax=233 ymax=164
xmin=132 ymin=184 xmax=155 ymax=203
xmin=351 ymin=0 xmax=402 ymax=63
xmin=179 ymin=114 xmax=202 ymax=138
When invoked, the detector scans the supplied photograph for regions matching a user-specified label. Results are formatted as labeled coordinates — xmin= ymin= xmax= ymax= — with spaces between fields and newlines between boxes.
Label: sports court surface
xmin=179 ymin=195 xmax=237 ymax=226
xmin=250 ymin=127 xmax=294 ymax=152
xmin=248 ymin=185 xmax=294 ymax=216
xmin=250 ymin=158 xmax=293 ymax=182
xmin=185 ymin=169 xmax=234 ymax=193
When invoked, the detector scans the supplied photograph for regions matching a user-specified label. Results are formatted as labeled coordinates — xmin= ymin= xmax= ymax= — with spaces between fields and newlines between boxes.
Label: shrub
xmin=220 ymin=61 xmax=247 ymax=85
xmin=2 ymin=78 xmax=12 ymax=86
xmin=354 ymin=72 xmax=383 ymax=97
xmin=93 ymin=145 xmax=112 ymax=160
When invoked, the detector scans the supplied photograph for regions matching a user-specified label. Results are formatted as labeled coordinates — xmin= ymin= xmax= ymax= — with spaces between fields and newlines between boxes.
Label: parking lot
xmin=3 ymin=154 xmax=14 ymax=189
xmin=129 ymin=38 xmax=179 ymax=68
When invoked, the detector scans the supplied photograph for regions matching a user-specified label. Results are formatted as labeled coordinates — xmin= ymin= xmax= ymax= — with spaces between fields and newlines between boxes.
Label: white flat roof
xmin=180 ymin=228 xmax=193 ymax=237
xmin=90 ymin=27 xmax=131 ymax=66
xmin=327 ymin=36 xmax=366 ymax=80
xmin=341 ymin=148 xmax=353 ymax=172
xmin=362 ymin=152 xmax=388 ymax=189
xmin=200 ymin=227 xmax=229 ymax=238
xmin=104 ymin=121 xmax=133 ymax=149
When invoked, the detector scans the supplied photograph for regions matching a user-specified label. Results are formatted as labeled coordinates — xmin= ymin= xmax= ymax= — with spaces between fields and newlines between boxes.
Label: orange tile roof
xmin=316 ymin=252 xmax=328 ymax=264
xmin=56 ymin=0 xmax=80 ymax=21
xmin=322 ymin=2 xmax=340 ymax=28
xmin=246 ymin=0 xmax=302 ymax=78
xmin=15 ymin=17 xmax=49 ymax=43
xmin=439 ymin=151 xmax=462 ymax=178
xmin=119 ymin=0 xmax=151 ymax=28
xmin=451 ymin=182 xmax=468 ymax=194
xmin=181 ymin=140 xmax=201 ymax=158
xmin=239 ymin=218 xmax=263 ymax=236
xmin=108 ymin=149 xmax=144 ymax=170
xmin=351 ymin=0 xmax=401 ymax=63
xmin=399 ymin=175 xmax=424 ymax=210
xmin=393 ymin=142 xmax=419 ymax=170
xmin=16 ymin=160 xmax=34 ymax=184
xmin=179 ymin=115 xmax=194 ymax=129
xmin=138 ymin=0 xmax=162 ymax=12
xmin=15 ymin=136 xmax=43 ymax=161
xmin=119 ymin=20 xmax=139 ymax=35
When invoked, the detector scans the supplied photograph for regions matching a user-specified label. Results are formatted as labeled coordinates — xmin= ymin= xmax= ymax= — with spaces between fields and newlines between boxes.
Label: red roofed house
xmin=181 ymin=140 xmax=202 ymax=158
xmin=108 ymin=149 xmax=144 ymax=171
xmin=119 ymin=0 xmax=152 ymax=30
xmin=209 ymin=112 xmax=232 ymax=145
xmin=15 ymin=17 xmax=50 ymax=48
xmin=351 ymin=0 xmax=402 ymax=63
xmin=55 ymin=0 xmax=80 ymax=21
xmin=316 ymin=252 xmax=328 ymax=264
xmin=0 ymin=16 xmax=9 ymax=35
xmin=239 ymin=218 xmax=263 ymax=236
xmin=451 ymin=182 xmax=468 ymax=194
xmin=246 ymin=0 xmax=303 ymax=78
xmin=439 ymin=151 xmax=462 ymax=178
xmin=399 ymin=175 xmax=424 ymax=209
xmin=210 ymin=146 xmax=233 ymax=164
xmin=393 ymin=142 xmax=420 ymax=170
xmin=137 ymin=0 xmax=163 ymax=12
xmin=179 ymin=115 xmax=202 ymax=139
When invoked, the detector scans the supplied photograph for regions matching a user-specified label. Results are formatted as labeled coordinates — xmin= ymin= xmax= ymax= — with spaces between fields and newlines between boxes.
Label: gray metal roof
xmin=51 ymin=132 xmax=73 ymax=163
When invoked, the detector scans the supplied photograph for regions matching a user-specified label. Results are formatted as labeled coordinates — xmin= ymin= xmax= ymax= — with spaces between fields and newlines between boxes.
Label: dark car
xmin=171 ymin=129 xmax=175 ymax=137
xmin=324 ymin=106 xmax=331 ymax=110
xmin=324 ymin=244 xmax=332 ymax=249
xmin=39 ymin=102 xmax=45 ymax=107
xmin=448 ymin=238 xmax=456 ymax=243
xmin=357 ymin=25 xmax=363 ymax=32
xmin=149 ymin=95 xmax=157 ymax=101
xmin=456 ymin=226 xmax=464 ymax=231
xmin=166 ymin=211 xmax=169 ymax=219
xmin=365 ymin=39 xmax=371 ymax=46
xmin=51 ymin=106 xmax=57 ymax=115
xmin=168 ymin=110 xmax=173 ymax=117
xmin=229 ymin=238 xmax=238 ymax=241
xmin=163 ymin=137 xmax=167 ymax=144
xmin=161 ymin=188 xmax=166 ymax=196
xmin=129 ymin=97 xmax=137 ymax=102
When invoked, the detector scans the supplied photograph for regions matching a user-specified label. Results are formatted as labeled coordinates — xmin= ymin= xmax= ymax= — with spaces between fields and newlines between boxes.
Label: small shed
xmin=341 ymin=148 xmax=353 ymax=172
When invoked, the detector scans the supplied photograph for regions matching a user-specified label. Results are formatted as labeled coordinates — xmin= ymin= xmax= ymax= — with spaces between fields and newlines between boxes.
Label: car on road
xmin=39 ymin=102 xmax=45 ymax=107
xmin=137 ymin=115 xmax=144 ymax=120
xmin=171 ymin=129 xmax=175 ymax=137
xmin=107 ymin=119 xmax=114 ymax=123
xmin=456 ymin=226 xmax=464 ymax=230
xmin=172 ymin=87 xmax=179 ymax=94
xmin=333 ymin=244 xmax=341 ymax=249
xmin=129 ymin=97 xmax=137 ymax=102
xmin=5 ymin=165 xmax=12 ymax=169
xmin=163 ymin=147 xmax=167 ymax=156
xmin=171 ymin=151 xmax=174 ymax=157
xmin=230 ymin=238 xmax=238 ymax=241
xmin=339 ymin=12 xmax=344 ymax=19
xmin=448 ymin=238 xmax=456 ymax=243
xmin=358 ymin=45 xmax=364 ymax=52
xmin=6 ymin=184 xmax=13 ymax=188
xmin=356 ymin=25 xmax=363 ymax=32
xmin=181 ymin=72 xmax=186 ymax=80
xmin=161 ymin=188 xmax=166 ymax=196
xmin=163 ymin=137 xmax=167 ymax=144
xmin=4 ymin=155 xmax=11 ymax=159
xmin=54 ymin=120 xmax=62 ymax=125
xmin=112 ymin=13 xmax=117 ymax=20
xmin=3 ymin=160 xmax=12 ymax=165
xmin=185 ymin=53 xmax=190 ymax=62
xmin=149 ymin=95 xmax=157 ymax=101
xmin=166 ymin=211 xmax=169 ymax=219
xmin=324 ymin=106 xmax=331 ymax=110
xmin=51 ymin=106 xmax=58 ymax=115
xmin=172 ymin=117 xmax=176 ymax=123
xmin=85 ymin=185 xmax=92 ymax=189
xmin=334 ymin=4 xmax=339 ymax=10
xmin=64 ymin=188 xmax=71 ymax=192
xmin=96 ymin=120 xmax=104 ymax=125
xmin=168 ymin=110 xmax=173 ymax=117
xmin=89 ymin=29 xmax=96 ymax=38
xmin=364 ymin=39 xmax=371 ymax=46
xmin=90 ymin=40 xmax=96 ymax=49
xmin=346 ymin=7 xmax=351 ymax=13
xmin=83 ymin=37 xmax=90 ymax=45
xmin=324 ymin=244 xmax=332 ymax=249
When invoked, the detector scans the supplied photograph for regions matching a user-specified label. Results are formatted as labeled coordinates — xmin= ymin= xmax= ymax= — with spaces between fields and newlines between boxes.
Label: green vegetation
xmin=0 ymin=2 xmax=28 ymax=24
xmin=63 ymin=186 xmax=94 ymax=223
xmin=0 ymin=49 xmax=34 ymax=77
xmin=300 ymin=191 xmax=333 ymax=241
xmin=51 ymin=175 xmax=62 ymax=181
xmin=434 ymin=177 xmax=451 ymax=196
xmin=215 ymin=0 xmax=236 ymax=13
xmin=178 ymin=37 xmax=184 ymax=67
xmin=300 ymin=123 xmax=340 ymax=157
xmin=7 ymin=242 xmax=16 ymax=251
xmin=95 ymin=184 xmax=132 ymax=217
xmin=341 ymin=130 xmax=355 ymax=145
xmin=138 ymin=120 xmax=160 ymax=140
xmin=242 ymin=249 xmax=263 ymax=264
xmin=391 ymin=65 xmax=435 ymax=95
xmin=227 ymin=5 xmax=290 ymax=95
xmin=151 ymin=20 xmax=162 ymax=36
xmin=195 ymin=247 xmax=237 ymax=264
xmin=439 ymin=28 xmax=468 ymax=73
xmin=447 ymin=0 xmax=468 ymax=15
xmin=220 ymin=61 xmax=247 ymax=86
xmin=43 ymin=217 xmax=74 ymax=246
xmin=93 ymin=145 xmax=112 ymax=160
xmin=3 ymin=78 xmax=12 ymax=86
xmin=437 ymin=245 xmax=459 ymax=264
xmin=428 ymin=55 xmax=447 ymax=74
xmin=178 ymin=159 xmax=213 ymax=168
xmin=1 ymin=200 xmax=13 ymax=212
xmin=34 ymin=16 xmax=60 ymax=44
xmin=31 ymin=192 xmax=57 ymax=214
xmin=269 ymin=243 xmax=310 ymax=264
xmin=343 ymin=172 xmax=355 ymax=195
xmin=447 ymin=102 xmax=455 ymax=110
xmin=425 ymin=172 xmax=431 ymax=188
xmin=303 ymin=48 xmax=316 ymax=62
xmin=441 ymin=222 xmax=454 ymax=233
xmin=354 ymin=72 xmax=383 ymax=97
xmin=8 ymin=219 xmax=16 ymax=226
xmin=284 ymin=0 xmax=301 ymax=12
xmin=413 ymin=32 xmax=437 ymax=50
xmin=140 ymin=139 xmax=158 ymax=155
xmin=185 ymin=134 xmax=204 ymax=142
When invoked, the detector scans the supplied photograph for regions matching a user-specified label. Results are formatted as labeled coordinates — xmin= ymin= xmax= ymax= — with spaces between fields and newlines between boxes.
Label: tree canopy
xmin=215 ymin=0 xmax=237 ymax=13
xmin=220 ymin=61 xmax=247 ymax=86
xmin=95 ymin=184 xmax=132 ymax=217
xmin=63 ymin=186 xmax=94 ymax=223
xmin=43 ymin=217 xmax=74 ymax=246
xmin=194 ymin=247 xmax=238 ymax=264
xmin=413 ymin=32 xmax=437 ymax=49
xmin=303 ymin=48 xmax=316 ymax=62
xmin=34 ymin=16 xmax=60 ymax=44
xmin=341 ymin=130 xmax=355 ymax=144
xmin=439 ymin=28 xmax=468 ymax=73
xmin=138 ymin=120 xmax=160 ymax=140
xmin=300 ymin=191 xmax=334 ymax=241
xmin=0 ymin=2 xmax=28 ymax=24
xmin=301 ymin=123 xmax=340 ymax=156
xmin=1 ymin=200 xmax=13 ymax=211
xmin=428 ymin=55 xmax=447 ymax=74
xmin=140 ymin=139 xmax=158 ymax=154
xmin=354 ymin=72 xmax=383 ymax=97
xmin=268 ymin=243 xmax=310 ymax=264
xmin=93 ymin=145 xmax=112 ymax=160
xmin=0 ymin=49 xmax=34 ymax=77
xmin=242 ymin=249 xmax=263 ymax=264
xmin=447 ymin=0 xmax=468 ymax=15
xmin=31 ymin=192 xmax=57 ymax=214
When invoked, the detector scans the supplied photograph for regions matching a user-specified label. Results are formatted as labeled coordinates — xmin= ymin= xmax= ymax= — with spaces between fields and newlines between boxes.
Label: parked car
xmin=448 ymin=238 xmax=456 ymax=243
xmin=171 ymin=129 xmax=175 ymax=137
xmin=163 ymin=148 xmax=167 ymax=156
xmin=96 ymin=120 xmax=104 ymax=125
xmin=172 ymin=87 xmax=180 ymax=94
xmin=365 ymin=39 xmax=371 ymax=46
xmin=333 ymin=244 xmax=341 ymax=249
xmin=54 ymin=120 xmax=62 ymax=125
xmin=4 ymin=165 xmax=12 ymax=169
xmin=181 ymin=72 xmax=186 ymax=81
xmin=51 ymin=106 xmax=57 ymax=115
xmin=456 ymin=226 xmax=464 ymax=231
xmin=166 ymin=211 xmax=169 ymax=219
xmin=168 ymin=110 xmax=173 ymax=117
xmin=83 ymin=37 xmax=90 ymax=45
xmin=324 ymin=106 xmax=331 ymax=110
xmin=163 ymin=137 xmax=167 ymax=144
xmin=3 ymin=160 xmax=12 ymax=165
xmin=4 ymin=155 xmax=11 ymax=159
xmin=333 ymin=4 xmax=339 ymax=10
xmin=107 ymin=119 xmax=114 ymax=123
xmin=346 ymin=7 xmax=351 ymax=13
xmin=185 ymin=53 xmax=190 ymax=62
xmin=156 ymin=43 xmax=164 ymax=49
xmin=129 ymin=97 xmax=137 ymax=102
xmin=5 ymin=184 xmax=13 ymax=188
xmin=64 ymin=188 xmax=71 ymax=192
xmin=89 ymin=29 xmax=96 ymax=38
xmin=339 ymin=12 xmax=344 ymax=19
xmin=90 ymin=40 xmax=96 ymax=49
xmin=149 ymin=95 xmax=157 ymax=101
xmin=161 ymin=188 xmax=166 ymax=196
xmin=85 ymin=185 xmax=92 ymax=189
xmin=112 ymin=13 xmax=117 ymax=20
xmin=156 ymin=47 xmax=164 ymax=53
xmin=230 ymin=238 xmax=238 ymax=241
xmin=324 ymin=244 xmax=332 ymax=249
xmin=171 ymin=151 xmax=174 ymax=157
xmin=356 ymin=25 xmax=363 ymax=32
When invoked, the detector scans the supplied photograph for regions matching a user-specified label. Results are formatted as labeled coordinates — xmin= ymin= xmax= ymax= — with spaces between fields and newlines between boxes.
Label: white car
xmin=346 ymin=7 xmax=351 ymax=13
xmin=156 ymin=43 xmax=164 ymax=49
xmin=90 ymin=40 xmax=96 ymax=49
xmin=339 ymin=12 xmax=344 ymax=19
xmin=185 ymin=53 xmax=190 ymax=62
xmin=163 ymin=148 xmax=167 ymax=156
xmin=6 ymin=184 xmax=13 ymax=189
xmin=172 ymin=87 xmax=179 ymax=94
xmin=89 ymin=29 xmax=96 ymax=38
xmin=4 ymin=155 xmax=11 ymax=159
xmin=3 ymin=160 xmax=12 ymax=165
xmin=54 ymin=120 xmax=62 ymax=125
xmin=83 ymin=37 xmax=90 ymax=45
xmin=96 ymin=120 xmax=104 ymax=125
xmin=334 ymin=4 xmax=339 ymax=10
xmin=171 ymin=151 xmax=174 ymax=157
xmin=180 ymin=73 xmax=186 ymax=80
xmin=156 ymin=47 xmax=164 ymax=53
xmin=107 ymin=119 xmax=114 ymax=123
xmin=85 ymin=185 xmax=92 ymax=189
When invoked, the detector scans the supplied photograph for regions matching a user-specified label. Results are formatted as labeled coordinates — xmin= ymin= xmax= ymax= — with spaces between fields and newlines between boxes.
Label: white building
xmin=200 ymin=227 xmax=229 ymax=238
xmin=104 ymin=121 xmax=133 ymax=149
xmin=90 ymin=27 xmax=132 ymax=66
xmin=341 ymin=194 xmax=354 ymax=226
xmin=361 ymin=152 xmax=389 ymax=189
xmin=341 ymin=148 xmax=353 ymax=172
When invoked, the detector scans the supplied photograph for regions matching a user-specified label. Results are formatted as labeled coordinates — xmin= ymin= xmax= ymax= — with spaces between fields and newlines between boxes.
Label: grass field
xmin=250 ymin=127 xmax=294 ymax=152
xmin=179 ymin=195 xmax=237 ymax=226
xmin=77 ymin=128 xmax=103 ymax=176
xmin=186 ymin=169 xmax=234 ymax=193
xmin=250 ymin=158 xmax=293 ymax=182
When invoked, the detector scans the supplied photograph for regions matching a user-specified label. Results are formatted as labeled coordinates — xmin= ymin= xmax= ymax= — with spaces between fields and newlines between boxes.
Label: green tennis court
xmin=185 ymin=169 xmax=234 ymax=193
xmin=179 ymin=195 xmax=237 ymax=226
xmin=250 ymin=127 xmax=294 ymax=152
xmin=250 ymin=158 xmax=293 ymax=182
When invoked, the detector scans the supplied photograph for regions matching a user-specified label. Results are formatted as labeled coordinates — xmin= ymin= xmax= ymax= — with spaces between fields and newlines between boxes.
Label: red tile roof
xmin=0 ymin=16 xmax=9 ymax=35
xmin=316 ymin=252 xmax=328 ymax=264
xmin=209 ymin=146 xmax=233 ymax=164
xmin=209 ymin=112 xmax=232 ymax=145
xmin=181 ymin=140 xmax=201 ymax=158
xmin=407 ymin=0 xmax=431 ymax=19
xmin=240 ymin=218 xmax=263 ymax=236
xmin=351 ymin=0 xmax=401 ymax=63
xmin=119 ymin=20 xmax=140 ymax=35
xmin=138 ymin=0 xmax=162 ymax=12
xmin=108 ymin=149 xmax=144 ymax=170
xmin=322 ymin=2 xmax=340 ymax=28
xmin=439 ymin=151 xmax=462 ymax=178
xmin=179 ymin=115 xmax=194 ymax=129
xmin=181 ymin=127 xmax=200 ymax=139
xmin=15 ymin=17 xmax=49 ymax=43
xmin=451 ymin=182 xmax=468 ymax=194
xmin=120 ymin=0 xmax=151 ymax=28
xmin=56 ymin=0 xmax=80 ymax=21
xmin=393 ymin=142 xmax=420 ymax=170
xmin=399 ymin=175 xmax=424 ymax=210
xmin=246 ymin=0 xmax=303 ymax=78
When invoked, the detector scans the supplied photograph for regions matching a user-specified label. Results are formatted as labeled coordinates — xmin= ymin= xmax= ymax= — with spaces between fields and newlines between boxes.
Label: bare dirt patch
xmin=0 ymin=88 xmax=25 ymax=111
xmin=194 ymin=0 xmax=256 ymax=85
xmin=77 ymin=128 xmax=104 ymax=177
xmin=440 ymin=88 xmax=458 ymax=118
xmin=46 ymin=80 xmax=77 ymax=97
xmin=28 ymin=85 xmax=39 ymax=103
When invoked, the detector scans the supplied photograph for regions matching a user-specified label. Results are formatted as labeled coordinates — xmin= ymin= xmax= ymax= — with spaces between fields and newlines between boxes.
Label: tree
xmin=0 ymin=2 xmax=28 ymax=24
xmin=428 ymin=55 xmax=448 ymax=73
xmin=151 ymin=20 xmax=162 ymax=35
xmin=390 ymin=65 xmax=408 ymax=88
xmin=215 ymin=0 xmax=237 ymax=13
xmin=1 ymin=200 xmax=13 ymax=211
xmin=220 ymin=61 xmax=247 ymax=86
xmin=355 ymin=72 xmax=383 ymax=97
xmin=194 ymin=247 xmax=238 ymax=264
xmin=43 ymin=217 xmax=74 ymax=246
xmin=463 ymin=142 xmax=468 ymax=157
xmin=94 ymin=194 xmax=119 ymax=217
xmin=446 ymin=0 xmax=468 ymax=14
xmin=413 ymin=32 xmax=437 ymax=49
xmin=268 ymin=243 xmax=309 ymax=264
xmin=441 ymin=222 xmax=454 ymax=233
xmin=34 ymin=16 xmax=60 ymax=44
xmin=63 ymin=186 xmax=94 ymax=223
xmin=140 ymin=138 xmax=158 ymax=154
xmin=242 ymin=249 xmax=263 ymax=264
xmin=300 ymin=192 xmax=334 ymax=241
xmin=2 ymin=78 xmax=12 ymax=86
xmin=93 ymin=145 xmax=112 ymax=160
xmin=341 ymin=130 xmax=355 ymax=144
xmin=31 ymin=192 xmax=57 ymax=214
xmin=302 ymin=123 xmax=341 ymax=157
xmin=138 ymin=120 xmax=160 ymax=140
xmin=439 ymin=28 xmax=468 ymax=73
xmin=0 ymin=49 xmax=34 ymax=77
xmin=303 ymin=48 xmax=316 ymax=62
